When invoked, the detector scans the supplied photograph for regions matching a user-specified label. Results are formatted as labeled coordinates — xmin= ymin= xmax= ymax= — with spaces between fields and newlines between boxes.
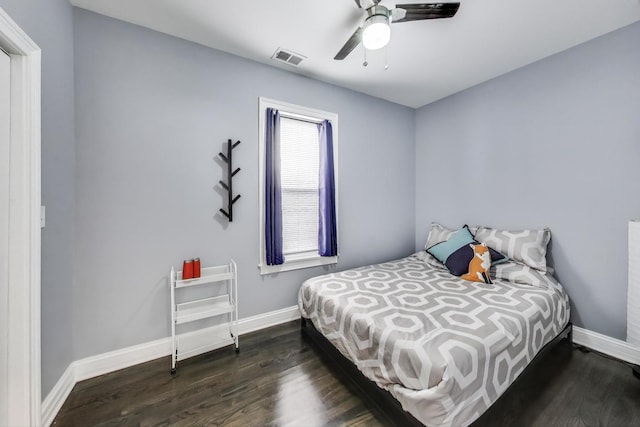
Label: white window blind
xmin=280 ymin=116 xmax=319 ymax=256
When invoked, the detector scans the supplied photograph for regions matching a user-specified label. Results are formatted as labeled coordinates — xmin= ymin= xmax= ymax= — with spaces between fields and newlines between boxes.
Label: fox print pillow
xmin=460 ymin=243 xmax=493 ymax=284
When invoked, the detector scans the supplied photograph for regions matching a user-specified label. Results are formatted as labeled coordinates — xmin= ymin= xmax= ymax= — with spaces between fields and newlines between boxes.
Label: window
xmin=280 ymin=117 xmax=320 ymax=255
xmin=258 ymin=98 xmax=338 ymax=274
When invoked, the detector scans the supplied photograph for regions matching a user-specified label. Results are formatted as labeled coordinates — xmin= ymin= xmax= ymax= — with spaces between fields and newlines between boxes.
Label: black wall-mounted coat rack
xmin=219 ymin=139 xmax=241 ymax=222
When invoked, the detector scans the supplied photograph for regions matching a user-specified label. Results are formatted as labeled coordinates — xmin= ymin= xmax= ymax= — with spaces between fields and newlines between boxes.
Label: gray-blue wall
xmin=415 ymin=21 xmax=640 ymax=340
xmin=0 ymin=0 xmax=75 ymax=396
xmin=72 ymin=9 xmax=415 ymax=359
xmin=3 ymin=0 xmax=637 ymax=399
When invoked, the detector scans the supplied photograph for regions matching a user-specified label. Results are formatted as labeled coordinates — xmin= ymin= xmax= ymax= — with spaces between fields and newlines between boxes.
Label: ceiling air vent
xmin=272 ymin=48 xmax=305 ymax=67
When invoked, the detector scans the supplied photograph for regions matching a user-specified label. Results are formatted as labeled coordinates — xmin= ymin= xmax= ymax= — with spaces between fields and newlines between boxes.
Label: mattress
xmin=298 ymin=252 xmax=570 ymax=427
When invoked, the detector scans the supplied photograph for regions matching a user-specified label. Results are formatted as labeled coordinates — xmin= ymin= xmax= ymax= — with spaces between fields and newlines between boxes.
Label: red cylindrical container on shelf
xmin=182 ymin=259 xmax=194 ymax=280
xmin=193 ymin=258 xmax=201 ymax=278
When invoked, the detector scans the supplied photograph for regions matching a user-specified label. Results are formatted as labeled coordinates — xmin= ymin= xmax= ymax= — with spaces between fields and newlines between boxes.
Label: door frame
xmin=0 ymin=8 xmax=42 ymax=426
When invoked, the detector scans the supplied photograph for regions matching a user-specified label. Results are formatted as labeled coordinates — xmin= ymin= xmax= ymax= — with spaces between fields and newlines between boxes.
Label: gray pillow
xmin=474 ymin=226 xmax=551 ymax=272
xmin=424 ymin=222 xmax=478 ymax=249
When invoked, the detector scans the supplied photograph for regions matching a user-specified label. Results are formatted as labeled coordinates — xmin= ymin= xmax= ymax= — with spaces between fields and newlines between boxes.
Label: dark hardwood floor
xmin=53 ymin=320 xmax=640 ymax=426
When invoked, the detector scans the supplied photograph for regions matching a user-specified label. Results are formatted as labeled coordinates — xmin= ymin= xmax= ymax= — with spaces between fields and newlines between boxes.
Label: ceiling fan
xmin=334 ymin=0 xmax=460 ymax=60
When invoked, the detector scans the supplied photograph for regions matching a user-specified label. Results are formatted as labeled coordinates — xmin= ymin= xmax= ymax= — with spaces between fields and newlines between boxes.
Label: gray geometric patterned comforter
xmin=298 ymin=253 xmax=570 ymax=427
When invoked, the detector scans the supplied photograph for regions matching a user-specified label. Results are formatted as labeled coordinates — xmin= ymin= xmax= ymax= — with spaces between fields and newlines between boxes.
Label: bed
xmin=298 ymin=225 xmax=571 ymax=427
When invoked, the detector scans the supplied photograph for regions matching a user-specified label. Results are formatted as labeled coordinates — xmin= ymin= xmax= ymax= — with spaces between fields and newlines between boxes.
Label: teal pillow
xmin=427 ymin=225 xmax=475 ymax=263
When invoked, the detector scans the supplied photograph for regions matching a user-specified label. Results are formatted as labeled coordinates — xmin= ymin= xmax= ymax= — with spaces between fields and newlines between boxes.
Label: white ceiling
xmin=70 ymin=0 xmax=640 ymax=108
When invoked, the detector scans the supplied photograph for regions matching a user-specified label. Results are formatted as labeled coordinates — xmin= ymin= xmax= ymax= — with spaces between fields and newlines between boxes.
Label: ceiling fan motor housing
xmin=367 ymin=5 xmax=390 ymax=18
xmin=355 ymin=0 xmax=380 ymax=9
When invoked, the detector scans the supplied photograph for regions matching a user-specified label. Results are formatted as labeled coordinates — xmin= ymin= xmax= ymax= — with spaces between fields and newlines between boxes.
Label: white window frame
xmin=258 ymin=97 xmax=339 ymax=275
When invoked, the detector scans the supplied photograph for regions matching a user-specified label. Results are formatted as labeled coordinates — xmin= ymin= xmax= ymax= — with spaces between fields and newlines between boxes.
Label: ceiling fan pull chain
xmin=363 ymin=47 xmax=368 ymax=67
xmin=384 ymin=46 xmax=389 ymax=71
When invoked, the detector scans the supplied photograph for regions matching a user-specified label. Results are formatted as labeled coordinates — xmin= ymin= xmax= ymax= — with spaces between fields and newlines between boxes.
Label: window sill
xmin=259 ymin=254 xmax=338 ymax=275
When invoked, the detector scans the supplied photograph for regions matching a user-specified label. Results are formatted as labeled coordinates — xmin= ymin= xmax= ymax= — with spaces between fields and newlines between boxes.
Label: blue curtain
xmin=265 ymin=108 xmax=284 ymax=265
xmin=318 ymin=120 xmax=338 ymax=257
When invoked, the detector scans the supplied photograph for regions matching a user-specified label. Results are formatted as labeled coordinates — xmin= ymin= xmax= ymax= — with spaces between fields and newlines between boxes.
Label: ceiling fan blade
xmin=392 ymin=2 xmax=460 ymax=23
xmin=391 ymin=8 xmax=406 ymax=22
xmin=334 ymin=27 xmax=362 ymax=60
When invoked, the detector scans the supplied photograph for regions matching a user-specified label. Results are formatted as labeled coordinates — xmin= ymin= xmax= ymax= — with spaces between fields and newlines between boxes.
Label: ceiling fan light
xmin=362 ymin=14 xmax=390 ymax=50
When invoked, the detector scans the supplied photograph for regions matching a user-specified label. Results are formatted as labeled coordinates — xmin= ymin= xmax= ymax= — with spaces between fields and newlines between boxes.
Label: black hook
xmin=218 ymin=139 xmax=241 ymax=222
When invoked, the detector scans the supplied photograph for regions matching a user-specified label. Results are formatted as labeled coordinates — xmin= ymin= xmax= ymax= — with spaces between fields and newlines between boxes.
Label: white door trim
xmin=0 ymin=8 xmax=42 ymax=426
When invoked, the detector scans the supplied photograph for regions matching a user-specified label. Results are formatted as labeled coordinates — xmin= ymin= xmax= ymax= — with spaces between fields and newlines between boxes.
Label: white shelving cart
xmin=170 ymin=259 xmax=238 ymax=373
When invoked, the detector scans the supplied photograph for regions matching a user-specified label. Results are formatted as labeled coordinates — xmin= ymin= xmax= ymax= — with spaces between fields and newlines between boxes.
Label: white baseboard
xmin=41 ymin=364 xmax=75 ymax=427
xmin=238 ymin=305 xmax=300 ymax=335
xmin=73 ymin=336 xmax=171 ymax=383
xmin=41 ymin=305 xmax=301 ymax=426
xmin=573 ymin=326 xmax=640 ymax=365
